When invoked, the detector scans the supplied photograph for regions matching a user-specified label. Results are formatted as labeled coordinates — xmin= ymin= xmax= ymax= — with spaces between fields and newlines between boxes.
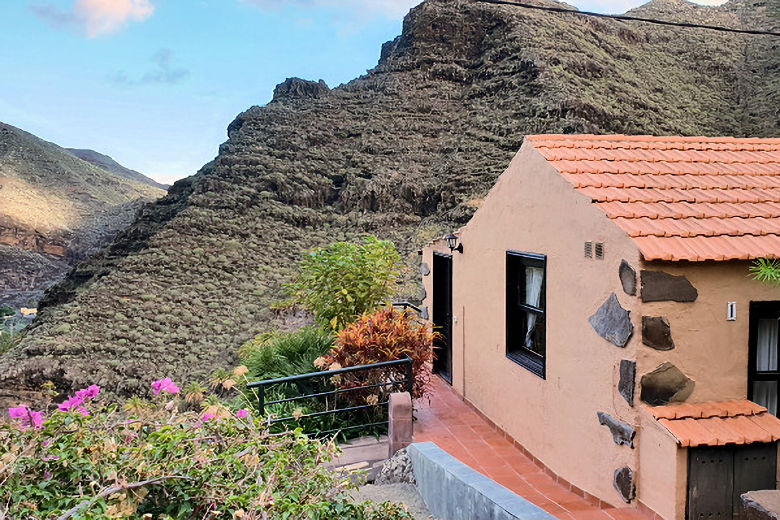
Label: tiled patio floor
xmin=413 ymin=377 xmax=651 ymax=520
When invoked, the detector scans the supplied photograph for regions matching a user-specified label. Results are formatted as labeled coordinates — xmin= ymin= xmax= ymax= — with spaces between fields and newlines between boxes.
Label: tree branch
xmin=55 ymin=475 xmax=191 ymax=520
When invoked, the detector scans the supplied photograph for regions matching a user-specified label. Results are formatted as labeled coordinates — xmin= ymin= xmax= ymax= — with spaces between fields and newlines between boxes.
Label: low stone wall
xmin=408 ymin=442 xmax=556 ymax=520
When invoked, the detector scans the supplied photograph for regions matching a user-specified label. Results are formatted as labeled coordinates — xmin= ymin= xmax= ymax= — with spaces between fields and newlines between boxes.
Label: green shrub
xmin=750 ymin=258 xmax=780 ymax=285
xmin=241 ymin=327 xmax=334 ymax=381
xmin=0 ymin=305 xmax=14 ymax=317
xmin=286 ymin=236 xmax=401 ymax=330
xmin=0 ymin=382 xmax=412 ymax=520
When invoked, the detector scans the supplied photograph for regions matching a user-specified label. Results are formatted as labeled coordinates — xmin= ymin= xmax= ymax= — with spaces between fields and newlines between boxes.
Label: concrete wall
xmin=422 ymin=141 xmax=645 ymax=507
xmin=408 ymin=442 xmax=557 ymax=520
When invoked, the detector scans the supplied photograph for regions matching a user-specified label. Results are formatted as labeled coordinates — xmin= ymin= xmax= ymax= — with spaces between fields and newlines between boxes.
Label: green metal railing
xmin=247 ymin=356 xmax=413 ymax=437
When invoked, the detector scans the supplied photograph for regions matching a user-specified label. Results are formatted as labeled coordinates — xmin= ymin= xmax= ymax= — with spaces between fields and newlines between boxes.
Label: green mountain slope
xmin=1 ymin=0 xmax=777 ymax=398
xmin=0 ymin=122 xmax=165 ymax=309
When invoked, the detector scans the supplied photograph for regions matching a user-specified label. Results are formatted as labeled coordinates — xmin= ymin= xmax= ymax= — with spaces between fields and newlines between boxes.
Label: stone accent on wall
xmin=742 ymin=490 xmax=780 ymax=520
xmin=589 ymin=293 xmax=633 ymax=348
xmin=420 ymin=262 xmax=431 ymax=276
xmin=618 ymin=360 xmax=636 ymax=406
xmin=642 ymin=316 xmax=675 ymax=351
xmin=420 ymin=286 xmax=427 ymax=301
xmin=640 ymin=270 xmax=698 ymax=302
xmin=421 ymin=306 xmax=429 ymax=320
xmin=640 ymin=362 xmax=695 ymax=406
xmin=614 ymin=466 xmax=636 ymax=503
xmin=597 ymin=412 xmax=635 ymax=448
xmin=619 ymin=260 xmax=637 ymax=296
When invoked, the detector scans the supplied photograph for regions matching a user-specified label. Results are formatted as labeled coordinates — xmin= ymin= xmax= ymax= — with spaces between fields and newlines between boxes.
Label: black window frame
xmin=748 ymin=301 xmax=780 ymax=416
xmin=506 ymin=250 xmax=547 ymax=379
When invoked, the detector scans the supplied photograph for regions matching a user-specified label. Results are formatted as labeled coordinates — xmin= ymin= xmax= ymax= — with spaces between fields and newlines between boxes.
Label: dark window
xmin=506 ymin=251 xmax=546 ymax=378
xmin=748 ymin=302 xmax=780 ymax=416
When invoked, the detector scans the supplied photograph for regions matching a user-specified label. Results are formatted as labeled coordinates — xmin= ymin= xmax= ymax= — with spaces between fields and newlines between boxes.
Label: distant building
xmin=20 ymin=308 xmax=37 ymax=319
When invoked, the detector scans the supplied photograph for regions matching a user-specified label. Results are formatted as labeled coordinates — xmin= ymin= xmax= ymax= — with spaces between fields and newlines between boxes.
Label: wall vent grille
xmin=584 ymin=241 xmax=593 ymax=258
xmin=595 ymin=242 xmax=605 ymax=259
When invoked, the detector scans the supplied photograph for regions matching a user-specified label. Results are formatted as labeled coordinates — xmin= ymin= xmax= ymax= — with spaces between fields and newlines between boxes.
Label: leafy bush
xmin=0 ymin=305 xmax=13 ymax=317
xmin=0 ymin=380 xmax=412 ymax=520
xmin=286 ymin=236 xmax=401 ymax=330
xmin=241 ymin=327 xmax=334 ymax=381
xmin=317 ymin=307 xmax=436 ymax=401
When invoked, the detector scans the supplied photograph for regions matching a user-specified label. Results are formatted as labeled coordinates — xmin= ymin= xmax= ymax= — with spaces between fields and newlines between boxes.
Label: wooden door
xmin=687 ymin=443 xmax=777 ymax=520
xmin=432 ymin=252 xmax=452 ymax=384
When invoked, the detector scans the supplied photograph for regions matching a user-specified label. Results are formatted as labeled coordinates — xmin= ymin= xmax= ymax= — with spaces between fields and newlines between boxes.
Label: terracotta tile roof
xmin=526 ymin=135 xmax=780 ymax=261
xmin=648 ymin=400 xmax=780 ymax=447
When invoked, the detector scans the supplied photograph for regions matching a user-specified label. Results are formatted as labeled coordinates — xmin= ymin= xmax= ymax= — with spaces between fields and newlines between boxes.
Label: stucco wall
xmin=423 ymin=141 xmax=646 ymax=507
xmin=636 ymin=261 xmax=780 ymax=404
xmin=638 ymin=409 xmax=687 ymax=520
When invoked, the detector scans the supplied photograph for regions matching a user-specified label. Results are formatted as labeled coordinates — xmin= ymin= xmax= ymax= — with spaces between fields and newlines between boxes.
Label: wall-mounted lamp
xmin=445 ymin=233 xmax=463 ymax=254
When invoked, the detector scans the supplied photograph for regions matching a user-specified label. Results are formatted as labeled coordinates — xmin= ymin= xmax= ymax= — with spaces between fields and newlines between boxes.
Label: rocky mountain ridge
xmin=66 ymin=148 xmax=169 ymax=191
xmin=0 ymin=0 xmax=777 ymax=398
xmin=0 ymin=122 xmax=165 ymax=308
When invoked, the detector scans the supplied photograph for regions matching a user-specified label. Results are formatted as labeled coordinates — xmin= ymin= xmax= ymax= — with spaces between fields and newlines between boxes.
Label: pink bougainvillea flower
xmin=151 ymin=378 xmax=179 ymax=395
xmin=236 ymin=409 xmax=249 ymax=419
xmin=58 ymin=385 xmax=100 ymax=414
xmin=8 ymin=406 xmax=44 ymax=429
xmin=75 ymin=384 xmax=100 ymax=401
xmin=201 ymin=413 xmax=214 ymax=422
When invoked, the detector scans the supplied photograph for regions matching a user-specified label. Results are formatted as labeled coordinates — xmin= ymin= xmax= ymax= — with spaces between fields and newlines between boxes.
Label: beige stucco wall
xmin=637 ymin=261 xmax=780 ymax=404
xmin=423 ymin=141 xmax=646 ymax=507
xmin=638 ymin=409 xmax=687 ymax=520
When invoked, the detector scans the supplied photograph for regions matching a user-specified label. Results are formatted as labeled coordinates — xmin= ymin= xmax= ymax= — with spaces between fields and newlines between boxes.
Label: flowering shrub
xmin=316 ymin=306 xmax=436 ymax=401
xmin=0 ymin=380 xmax=412 ymax=520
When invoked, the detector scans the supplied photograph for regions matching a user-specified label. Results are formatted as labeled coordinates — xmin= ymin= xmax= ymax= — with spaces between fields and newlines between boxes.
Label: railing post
xmin=258 ymin=385 xmax=265 ymax=416
xmin=406 ymin=357 xmax=414 ymax=396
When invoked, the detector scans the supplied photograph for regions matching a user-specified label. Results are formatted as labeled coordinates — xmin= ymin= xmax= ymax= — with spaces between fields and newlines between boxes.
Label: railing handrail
xmin=247 ymin=355 xmax=412 ymax=388
xmin=391 ymin=301 xmax=422 ymax=313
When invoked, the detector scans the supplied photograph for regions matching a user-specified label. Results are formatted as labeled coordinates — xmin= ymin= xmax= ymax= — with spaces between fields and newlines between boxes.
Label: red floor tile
xmin=413 ymin=377 xmax=652 ymax=520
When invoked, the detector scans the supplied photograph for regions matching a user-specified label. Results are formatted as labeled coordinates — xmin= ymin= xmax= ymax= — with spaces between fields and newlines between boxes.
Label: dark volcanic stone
xmin=597 ymin=411 xmax=635 ymax=448
xmin=642 ymin=316 xmax=675 ymax=351
xmin=614 ymin=466 xmax=636 ymax=503
xmin=640 ymin=362 xmax=695 ymax=406
xmin=742 ymin=490 xmax=780 ymax=520
xmin=272 ymin=78 xmax=330 ymax=102
xmin=619 ymin=260 xmax=636 ymax=296
xmin=589 ymin=293 xmax=633 ymax=348
xmin=619 ymin=360 xmax=636 ymax=407
xmin=640 ymin=270 xmax=698 ymax=302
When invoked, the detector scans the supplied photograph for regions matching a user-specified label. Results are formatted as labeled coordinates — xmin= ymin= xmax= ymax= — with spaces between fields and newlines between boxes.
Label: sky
xmin=0 ymin=0 xmax=727 ymax=185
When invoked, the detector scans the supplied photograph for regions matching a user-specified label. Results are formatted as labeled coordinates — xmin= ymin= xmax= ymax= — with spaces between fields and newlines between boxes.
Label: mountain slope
xmin=1 ymin=0 xmax=777 ymax=398
xmin=0 ymin=122 xmax=165 ymax=308
xmin=66 ymin=148 xmax=169 ymax=190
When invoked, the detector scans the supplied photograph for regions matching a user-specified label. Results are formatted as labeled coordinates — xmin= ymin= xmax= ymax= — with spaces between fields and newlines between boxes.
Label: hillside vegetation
xmin=1 ymin=0 xmax=777 ymax=399
xmin=0 ymin=123 xmax=164 ymax=309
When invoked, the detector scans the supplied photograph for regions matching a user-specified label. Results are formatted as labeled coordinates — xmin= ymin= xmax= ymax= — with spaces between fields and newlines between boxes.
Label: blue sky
xmin=0 ymin=0 xmax=726 ymax=184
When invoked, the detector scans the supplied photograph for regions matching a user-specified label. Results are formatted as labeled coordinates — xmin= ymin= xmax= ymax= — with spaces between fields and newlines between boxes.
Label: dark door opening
xmin=432 ymin=252 xmax=453 ymax=384
xmin=687 ymin=443 xmax=777 ymax=520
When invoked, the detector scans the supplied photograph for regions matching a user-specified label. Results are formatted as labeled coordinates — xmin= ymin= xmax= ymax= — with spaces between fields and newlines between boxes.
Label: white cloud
xmin=240 ymin=0 xmax=422 ymax=19
xmin=31 ymin=0 xmax=155 ymax=38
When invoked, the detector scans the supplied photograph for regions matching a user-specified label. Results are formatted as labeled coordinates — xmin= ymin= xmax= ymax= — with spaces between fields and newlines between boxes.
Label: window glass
xmin=506 ymin=252 xmax=546 ymax=378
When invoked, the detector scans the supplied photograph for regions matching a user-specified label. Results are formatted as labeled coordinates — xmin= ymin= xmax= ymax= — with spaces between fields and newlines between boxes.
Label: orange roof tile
xmin=527 ymin=135 xmax=780 ymax=261
xmin=649 ymin=400 xmax=780 ymax=447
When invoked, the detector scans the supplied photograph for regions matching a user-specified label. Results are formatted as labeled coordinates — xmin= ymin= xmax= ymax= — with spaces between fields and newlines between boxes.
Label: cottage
xmin=421 ymin=135 xmax=780 ymax=520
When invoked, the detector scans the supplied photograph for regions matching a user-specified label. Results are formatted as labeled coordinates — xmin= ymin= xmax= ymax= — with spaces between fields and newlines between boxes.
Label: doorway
xmin=432 ymin=252 xmax=452 ymax=384
xmin=687 ymin=443 xmax=777 ymax=519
